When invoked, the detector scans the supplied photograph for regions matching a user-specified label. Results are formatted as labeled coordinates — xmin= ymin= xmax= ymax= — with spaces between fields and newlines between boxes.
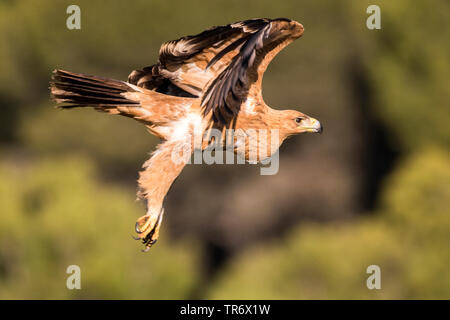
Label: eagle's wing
xmin=128 ymin=18 xmax=304 ymax=123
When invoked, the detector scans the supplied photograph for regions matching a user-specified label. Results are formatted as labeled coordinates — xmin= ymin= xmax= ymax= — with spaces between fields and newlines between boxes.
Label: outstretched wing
xmin=129 ymin=18 xmax=304 ymax=123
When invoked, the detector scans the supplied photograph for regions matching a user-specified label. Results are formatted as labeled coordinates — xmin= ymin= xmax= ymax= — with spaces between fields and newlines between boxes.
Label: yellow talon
xmin=134 ymin=208 xmax=164 ymax=251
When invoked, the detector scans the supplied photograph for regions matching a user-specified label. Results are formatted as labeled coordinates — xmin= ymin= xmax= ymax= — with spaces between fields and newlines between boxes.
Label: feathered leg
xmin=134 ymin=139 xmax=192 ymax=250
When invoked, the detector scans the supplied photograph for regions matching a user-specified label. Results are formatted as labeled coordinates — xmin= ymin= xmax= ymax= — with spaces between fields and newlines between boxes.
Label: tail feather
xmin=50 ymin=69 xmax=140 ymax=109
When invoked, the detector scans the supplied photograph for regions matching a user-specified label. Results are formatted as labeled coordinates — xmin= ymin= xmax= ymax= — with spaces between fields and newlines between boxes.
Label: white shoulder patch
xmin=242 ymin=96 xmax=257 ymax=115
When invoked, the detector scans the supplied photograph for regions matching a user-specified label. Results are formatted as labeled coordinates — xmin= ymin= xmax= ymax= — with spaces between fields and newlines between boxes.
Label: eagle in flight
xmin=50 ymin=18 xmax=322 ymax=251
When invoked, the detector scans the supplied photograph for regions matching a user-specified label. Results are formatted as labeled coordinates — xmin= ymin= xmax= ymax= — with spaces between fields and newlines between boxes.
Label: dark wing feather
xmin=128 ymin=64 xmax=196 ymax=98
xmin=201 ymin=18 xmax=304 ymax=123
xmin=201 ymin=23 xmax=272 ymax=119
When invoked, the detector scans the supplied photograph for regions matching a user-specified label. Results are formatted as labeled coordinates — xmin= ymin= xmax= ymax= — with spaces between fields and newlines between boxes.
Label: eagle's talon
xmin=134 ymin=209 xmax=164 ymax=251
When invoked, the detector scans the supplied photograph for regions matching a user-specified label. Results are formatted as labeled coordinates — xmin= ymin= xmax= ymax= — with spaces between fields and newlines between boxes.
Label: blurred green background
xmin=0 ymin=0 xmax=449 ymax=299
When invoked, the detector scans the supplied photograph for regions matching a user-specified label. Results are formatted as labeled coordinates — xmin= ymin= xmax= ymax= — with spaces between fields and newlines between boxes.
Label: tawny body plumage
xmin=50 ymin=18 xmax=322 ymax=250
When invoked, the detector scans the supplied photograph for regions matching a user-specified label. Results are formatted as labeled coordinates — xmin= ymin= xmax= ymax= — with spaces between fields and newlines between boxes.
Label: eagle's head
xmin=278 ymin=109 xmax=323 ymax=137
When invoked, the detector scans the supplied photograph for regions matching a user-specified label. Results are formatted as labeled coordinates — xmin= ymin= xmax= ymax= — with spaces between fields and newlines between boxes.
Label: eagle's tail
xmin=50 ymin=69 xmax=140 ymax=110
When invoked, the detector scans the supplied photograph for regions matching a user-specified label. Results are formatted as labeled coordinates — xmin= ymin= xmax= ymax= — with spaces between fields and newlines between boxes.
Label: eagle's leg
xmin=133 ymin=139 xmax=191 ymax=251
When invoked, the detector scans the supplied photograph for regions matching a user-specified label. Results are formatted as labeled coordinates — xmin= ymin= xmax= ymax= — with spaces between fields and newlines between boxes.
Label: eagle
xmin=50 ymin=18 xmax=322 ymax=251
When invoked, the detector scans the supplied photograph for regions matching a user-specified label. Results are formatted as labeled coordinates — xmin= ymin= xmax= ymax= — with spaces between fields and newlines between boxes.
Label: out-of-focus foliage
xmin=0 ymin=0 xmax=448 ymax=299
xmin=381 ymin=148 xmax=450 ymax=240
xmin=361 ymin=1 xmax=450 ymax=151
xmin=208 ymin=149 xmax=450 ymax=299
xmin=0 ymin=157 xmax=199 ymax=299
xmin=19 ymin=105 xmax=156 ymax=178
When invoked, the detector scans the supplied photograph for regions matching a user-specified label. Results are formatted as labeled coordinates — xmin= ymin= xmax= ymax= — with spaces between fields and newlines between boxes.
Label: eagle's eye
xmin=295 ymin=117 xmax=303 ymax=124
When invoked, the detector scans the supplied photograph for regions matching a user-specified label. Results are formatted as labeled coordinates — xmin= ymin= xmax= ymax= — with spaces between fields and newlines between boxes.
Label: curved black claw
xmin=135 ymin=221 xmax=144 ymax=234
xmin=141 ymin=240 xmax=157 ymax=252
xmin=131 ymin=235 xmax=141 ymax=240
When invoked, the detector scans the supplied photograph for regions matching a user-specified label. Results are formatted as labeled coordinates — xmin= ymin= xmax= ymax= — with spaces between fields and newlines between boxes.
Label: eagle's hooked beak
xmin=302 ymin=117 xmax=323 ymax=134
